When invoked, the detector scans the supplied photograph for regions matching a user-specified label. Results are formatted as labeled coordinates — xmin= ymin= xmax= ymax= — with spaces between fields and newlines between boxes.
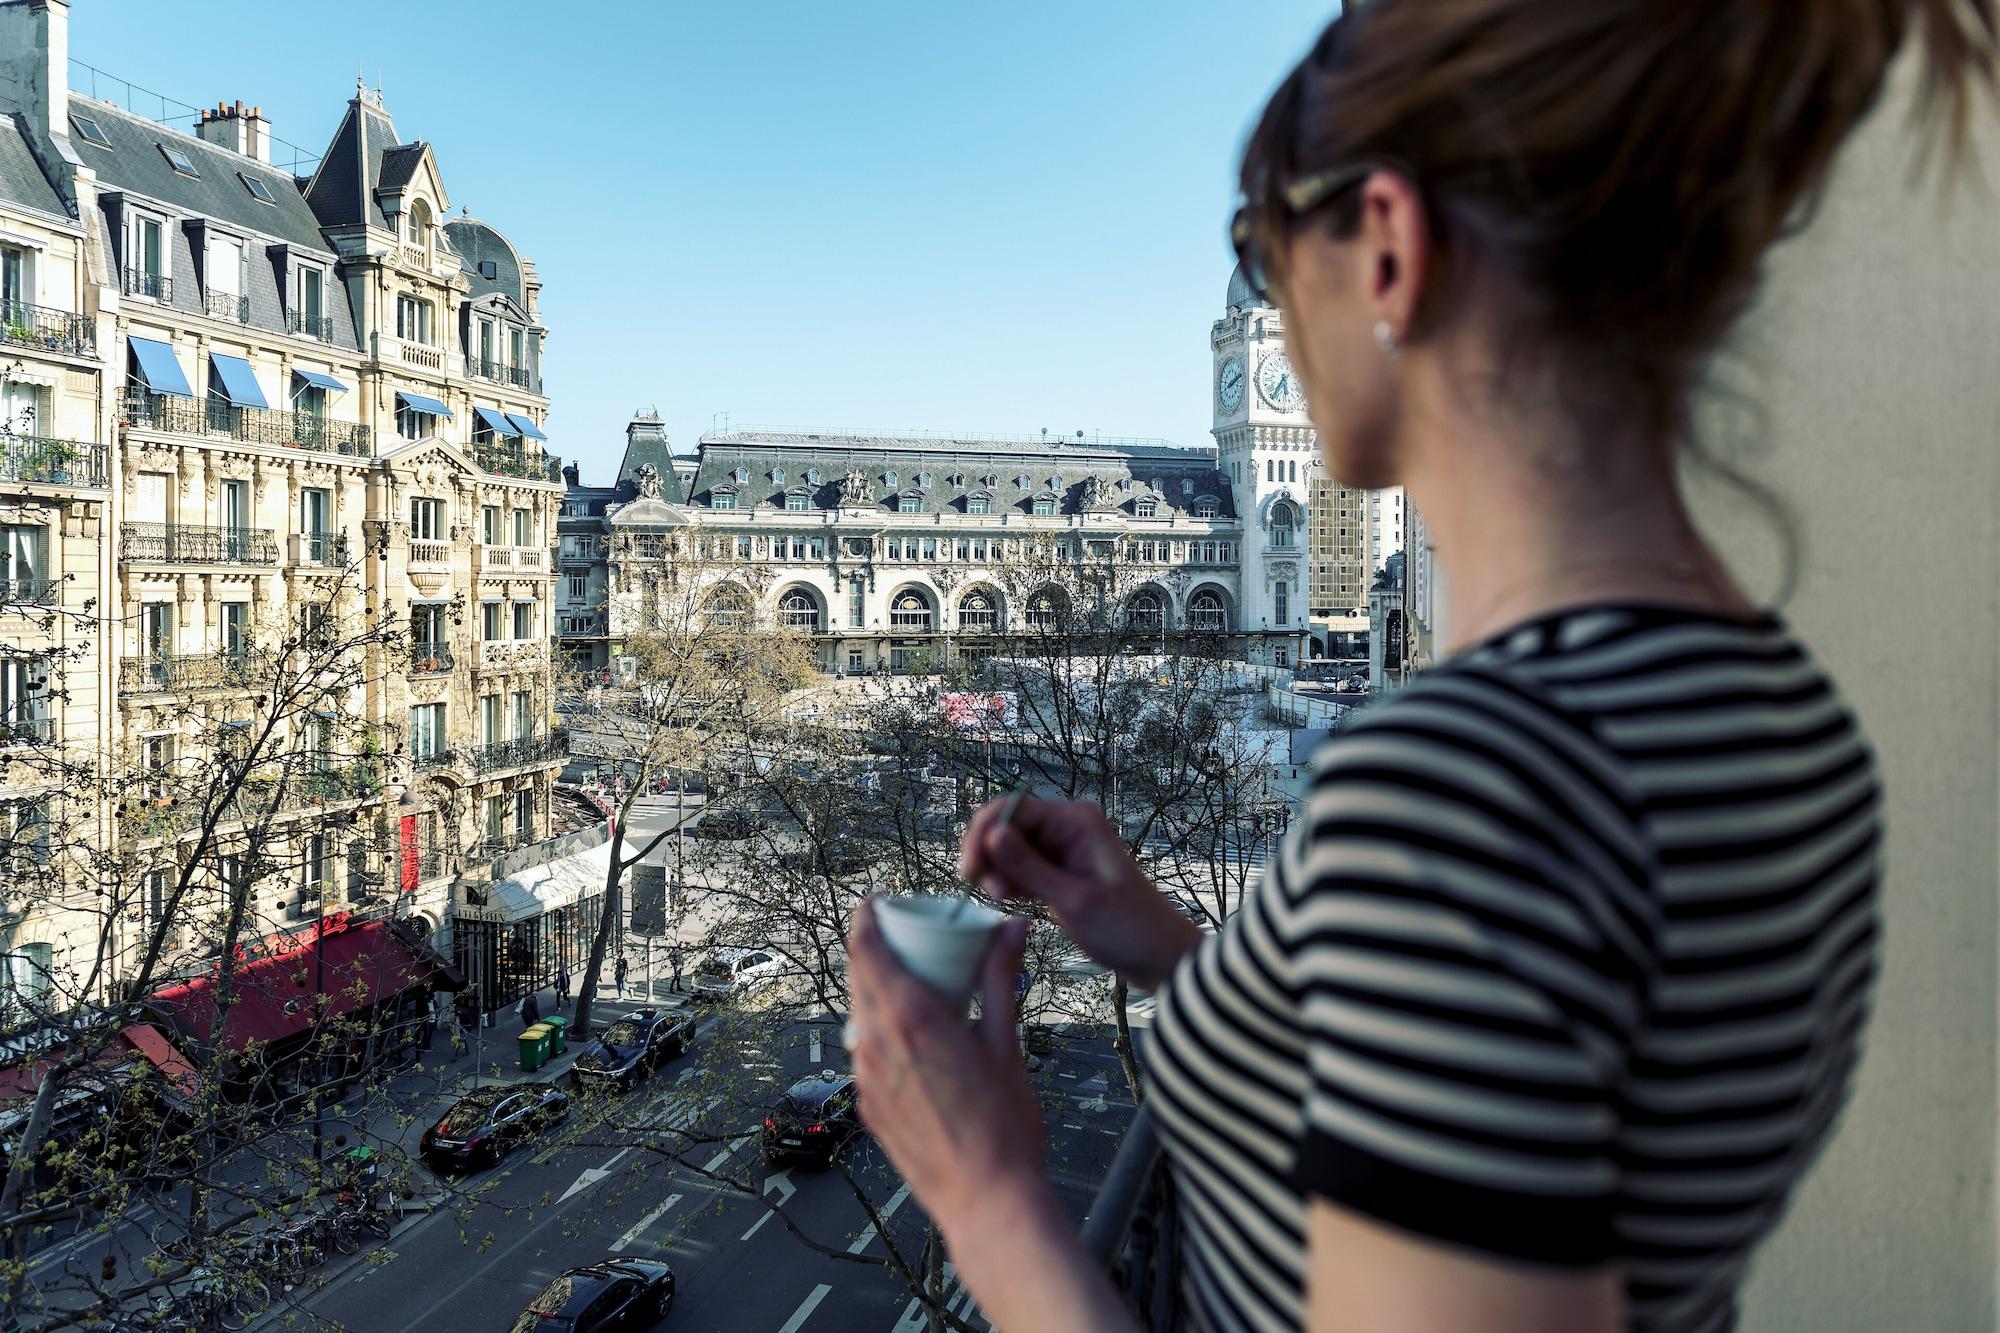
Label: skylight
xmin=70 ymin=115 xmax=110 ymax=147
xmin=240 ymin=173 xmax=275 ymax=205
xmin=158 ymin=144 xmax=199 ymax=177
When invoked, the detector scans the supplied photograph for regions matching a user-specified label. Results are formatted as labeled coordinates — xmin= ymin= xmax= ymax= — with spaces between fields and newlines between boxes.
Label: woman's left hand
xmin=845 ymin=897 xmax=1047 ymax=1237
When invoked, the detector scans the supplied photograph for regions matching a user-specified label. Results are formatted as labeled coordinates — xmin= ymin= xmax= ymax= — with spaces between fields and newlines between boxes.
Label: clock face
xmin=1217 ymin=356 xmax=1246 ymax=412
xmin=1258 ymin=353 xmax=1306 ymax=411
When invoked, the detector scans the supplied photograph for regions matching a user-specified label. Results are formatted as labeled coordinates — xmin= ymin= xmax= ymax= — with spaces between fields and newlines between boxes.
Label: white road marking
xmin=891 ymin=1262 xmax=987 ymax=1331
xmin=847 ymin=1182 xmax=912 ymax=1254
xmin=558 ymin=1146 xmax=634 ymax=1203
xmin=809 ymin=1031 xmax=823 ymax=1062
xmin=701 ymin=1132 xmax=753 ymax=1174
xmin=614 ymin=1194 xmax=682 ymax=1250
xmin=739 ymin=1168 xmax=796 ymax=1240
xmin=778 ymin=1283 xmax=832 ymax=1333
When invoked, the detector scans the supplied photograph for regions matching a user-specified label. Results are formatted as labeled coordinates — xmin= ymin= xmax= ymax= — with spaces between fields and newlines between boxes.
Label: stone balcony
xmin=407 ymin=537 xmax=451 ymax=570
xmin=475 ymin=544 xmax=548 ymax=575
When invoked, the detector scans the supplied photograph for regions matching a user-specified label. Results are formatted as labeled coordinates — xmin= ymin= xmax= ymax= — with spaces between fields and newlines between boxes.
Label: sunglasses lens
xmin=1230 ymin=208 xmax=1272 ymax=300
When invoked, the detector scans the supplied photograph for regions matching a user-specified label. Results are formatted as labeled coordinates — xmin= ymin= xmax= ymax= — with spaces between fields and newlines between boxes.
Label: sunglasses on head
xmin=1229 ymin=162 xmax=1382 ymax=305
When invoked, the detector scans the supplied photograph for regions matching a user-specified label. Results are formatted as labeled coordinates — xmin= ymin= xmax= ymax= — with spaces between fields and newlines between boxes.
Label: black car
xmin=571 ymin=1008 xmax=696 ymax=1093
xmin=508 ymin=1257 xmax=675 ymax=1332
xmin=419 ymin=1081 xmax=570 ymax=1170
xmin=761 ymin=1070 xmax=862 ymax=1165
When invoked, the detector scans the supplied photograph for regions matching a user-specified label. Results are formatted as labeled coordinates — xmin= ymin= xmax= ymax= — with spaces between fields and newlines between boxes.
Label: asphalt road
xmin=285 ymin=1009 xmax=1133 ymax=1333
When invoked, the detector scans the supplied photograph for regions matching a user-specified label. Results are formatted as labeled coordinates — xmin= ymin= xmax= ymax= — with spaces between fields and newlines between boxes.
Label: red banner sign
xmin=399 ymin=814 xmax=419 ymax=895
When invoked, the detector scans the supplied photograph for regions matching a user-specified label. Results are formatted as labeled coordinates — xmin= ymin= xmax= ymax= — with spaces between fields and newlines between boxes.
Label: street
xmin=277 ymin=1003 xmax=1130 ymax=1333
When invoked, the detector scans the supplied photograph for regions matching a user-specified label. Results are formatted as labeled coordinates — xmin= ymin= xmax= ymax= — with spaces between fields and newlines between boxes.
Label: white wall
xmin=1693 ymin=54 xmax=1998 ymax=1333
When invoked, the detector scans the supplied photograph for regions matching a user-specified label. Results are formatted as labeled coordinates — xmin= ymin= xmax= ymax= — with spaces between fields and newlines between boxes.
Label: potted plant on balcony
xmin=20 ymin=440 xmax=78 ymax=484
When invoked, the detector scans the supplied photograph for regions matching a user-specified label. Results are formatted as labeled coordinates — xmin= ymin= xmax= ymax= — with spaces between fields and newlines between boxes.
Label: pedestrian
xmin=841 ymin=3 xmax=1946 ymax=1328
xmin=669 ymin=945 xmax=684 ymax=994
xmin=518 ymin=989 xmax=541 ymax=1030
xmin=614 ymin=953 xmax=629 ymax=997
xmin=555 ymin=962 xmax=571 ymax=1008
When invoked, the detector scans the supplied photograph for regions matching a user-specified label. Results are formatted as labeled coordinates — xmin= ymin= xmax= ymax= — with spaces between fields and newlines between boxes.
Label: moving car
xmin=688 ymin=947 xmax=784 ymax=1003
xmin=761 ymin=1070 xmax=862 ymax=1166
xmin=419 ymin=1081 xmax=570 ymax=1170
xmin=571 ymin=1009 xmax=697 ymax=1093
xmin=508 ymin=1257 xmax=675 ymax=1332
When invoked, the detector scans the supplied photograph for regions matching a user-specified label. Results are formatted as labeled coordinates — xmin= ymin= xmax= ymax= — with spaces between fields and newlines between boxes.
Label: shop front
xmin=452 ymin=840 xmax=612 ymax=1018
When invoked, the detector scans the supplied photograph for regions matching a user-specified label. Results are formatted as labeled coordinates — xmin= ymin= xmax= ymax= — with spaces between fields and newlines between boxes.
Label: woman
xmin=844 ymin=4 xmax=1994 ymax=1332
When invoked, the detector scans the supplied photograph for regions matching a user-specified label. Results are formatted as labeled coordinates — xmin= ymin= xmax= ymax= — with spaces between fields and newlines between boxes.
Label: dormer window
xmin=805 ymin=468 xmax=821 ymax=485
xmin=966 ymin=494 xmax=993 ymax=516
xmin=917 ymin=472 xmax=932 ymax=489
xmin=981 ymin=474 xmax=997 ymax=487
xmin=771 ymin=466 xmax=785 ymax=484
xmin=406 ymin=198 xmax=433 ymax=245
xmin=1135 ymin=499 xmax=1157 ymax=519
xmin=733 ymin=466 xmax=749 ymax=483
xmin=1032 ymin=496 xmax=1056 ymax=518
xmin=1015 ymin=474 xmax=1030 ymax=489
xmin=1192 ymin=496 xmax=1219 ymax=519
xmin=710 ymin=490 xmax=737 ymax=511
xmin=884 ymin=471 xmax=898 ymax=488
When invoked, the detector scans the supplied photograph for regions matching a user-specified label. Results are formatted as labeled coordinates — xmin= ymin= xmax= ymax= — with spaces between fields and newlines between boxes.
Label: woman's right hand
xmin=960 ymin=795 xmax=1204 ymax=993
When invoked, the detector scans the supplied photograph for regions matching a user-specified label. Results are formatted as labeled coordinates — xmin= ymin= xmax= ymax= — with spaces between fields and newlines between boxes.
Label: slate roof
xmin=686 ymin=430 xmax=1233 ymax=520
xmin=616 ymin=413 xmax=678 ymax=496
xmin=377 ymin=143 xmax=424 ymax=193
xmin=0 ymin=114 xmax=69 ymax=221
xmin=302 ymin=97 xmax=406 ymax=232
xmin=448 ymin=216 xmax=523 ymax=304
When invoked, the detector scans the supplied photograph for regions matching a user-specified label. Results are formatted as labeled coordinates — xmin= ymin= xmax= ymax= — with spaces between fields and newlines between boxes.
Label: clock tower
xmin=1212 ymin=265 xmax=1313 ymax=667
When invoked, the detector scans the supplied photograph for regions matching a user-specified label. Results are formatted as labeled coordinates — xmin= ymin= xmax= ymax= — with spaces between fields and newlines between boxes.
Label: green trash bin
xmin=518 ymin=1023 xmax=551 ymax=1072
xmin=543 ymin=1014 xmax=568 ymax=1056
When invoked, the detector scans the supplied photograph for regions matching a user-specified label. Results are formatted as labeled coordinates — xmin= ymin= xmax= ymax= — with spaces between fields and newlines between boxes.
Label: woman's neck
xmin=1399 ymin=361 xmax=1755 ymax=655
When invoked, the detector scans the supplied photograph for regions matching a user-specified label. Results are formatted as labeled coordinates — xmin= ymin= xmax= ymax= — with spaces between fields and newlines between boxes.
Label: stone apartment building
xmin=0 ymin=0 xmax=564 ymax=1003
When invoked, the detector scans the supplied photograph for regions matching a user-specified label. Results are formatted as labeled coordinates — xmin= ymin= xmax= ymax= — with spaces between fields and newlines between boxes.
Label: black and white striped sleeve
xmin=1281 ymin=675 xmax=1652 ymax=1268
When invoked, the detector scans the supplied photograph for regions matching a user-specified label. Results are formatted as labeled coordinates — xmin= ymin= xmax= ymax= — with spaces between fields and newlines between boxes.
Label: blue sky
xmin=71 ymin=1 xmax=1334 ymax=480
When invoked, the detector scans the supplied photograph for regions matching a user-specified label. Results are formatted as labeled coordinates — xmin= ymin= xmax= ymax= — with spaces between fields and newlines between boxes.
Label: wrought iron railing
xmin=121 ymin=268 xmax=171 ymax=302
xmin=463 ymin=355 xmax=541 ymax=393
xmin=121 ymin=522 xmax=279 ymax=565
xmin=0 ymin=299 xmax=93 ymax=356
xmin=0 ymin=576 xmax=58 ymax=606
xmin=289 ymin=309 xmax=335 ymax=341
xmin=118 ymin=650 xmax=260 ymax=694
xmin=123 ymin=390 xmax=374 ymax=457
xmin=411 ymin=746 xmax=458 ymax=774
xmin=0 ymin=433 xmax=108 ymax=487
xmin=410 ymin=643 xmax=455 ymax=675
xmin=203 ymin=290 xmax=249 ymax=323
xmin=474 ymin=730 xmax=569 ymax=774
xmin=1082 ymin=1103 xmax=1178 ymax=1331
xmin=474 ymin=442 xmax=547 ymax=480
xmin=0 ymin=714 xmax=53 ymax=745
xmin=293 ymin=531 xmax=349 ymax=567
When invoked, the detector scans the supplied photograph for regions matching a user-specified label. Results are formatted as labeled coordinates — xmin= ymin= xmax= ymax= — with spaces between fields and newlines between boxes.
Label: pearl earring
xmin=1373 ymin=320 xmax=1399 ymax=356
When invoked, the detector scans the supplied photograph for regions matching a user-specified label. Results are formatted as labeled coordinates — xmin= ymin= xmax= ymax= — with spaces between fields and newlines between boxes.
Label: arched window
xmin=958 ymin=591 xmax=998 ymax=633
xmin=885 ymin=471 xmax=898 ymax=488
xmin=778 ymin=589 xmax=820 ymax=632
xmin=708 ymin=587 xmax=751 ymax=629
xmin=805 ymin=468 xmax=821 ymax=485
xmin=890 ymin=590 xmax=933 ymax=631
xmin=406 ymin=198 xmax=432 ymax=245
xmin=1190 ymin=590 xmax=1226 ymax=631
xmin=1270 ymin=500 xmax=1296 ymax=548
xmin=1128 ymin=590 xmax=1165 ymax=633
xmin=1025 ymin=591 xmax=1064 ymax=631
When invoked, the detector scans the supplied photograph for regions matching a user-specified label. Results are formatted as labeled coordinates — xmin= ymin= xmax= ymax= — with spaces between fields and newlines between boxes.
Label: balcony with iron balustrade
xmin=0 ymin=433 xmax=109 ymax=489
xmin=0 ymin=713 xmax=53 ymax=746
xmin=203 ymin=290 xmax=249 ymax=323
xmin=291 ymin=531 xmax=351 ymax=569
xmin=474 ymin=544 xmax=548 ymax=575
xmin=463 ymin=355 xmax=541 ymax=394
xmin=118 ymin=649 xmax=260 ymax=695
xmin=473 ymin=729 xmax=569 ymax=775
xmin=474 ymin=441 xmax=549 ymax=481
xmin=289 ymin=309 xmax=335 ymax=341
xmin=122 ymin=522 xmax=278 ymax=566
xmin=410 ymin=642 xmax=456 ymax=675
xmin=0 ymin=576 xmax=59 ymax=608
xmin=122 ymin=390 xmax=373 ymax=458
xmin=120 ymin=268 xmax=171 ymax=302
xmin=0 ymin=299 xmax=94 ymax=358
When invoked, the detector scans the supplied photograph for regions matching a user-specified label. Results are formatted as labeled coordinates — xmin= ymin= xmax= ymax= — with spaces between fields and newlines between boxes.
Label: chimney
xmin=0 ymin=0 xmax=77 ymax=167
xmin=196 ymin=98 xmax=271 ymax=163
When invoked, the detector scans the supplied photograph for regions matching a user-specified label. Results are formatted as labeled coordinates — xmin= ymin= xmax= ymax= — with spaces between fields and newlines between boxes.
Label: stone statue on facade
xmin=634 ymin=462 xmax=664 ymax=500
xmin=839 ymin=469 xmax=874 ymax=505
xmin=1082 ymin=474 xmax=1114 ymax=508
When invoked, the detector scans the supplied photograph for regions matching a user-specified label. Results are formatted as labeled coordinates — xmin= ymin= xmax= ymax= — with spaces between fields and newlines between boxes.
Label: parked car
xmin=571 ymin=1009 xmax=696 ymax=1093
xmin=419 ymin=1081 xmax=570 ymax=1171
xmin=689 ymin=947 xmax=784 ymax=1003
xmin=508 ymin=1257 xmax=675 ymax=1332
xmin=688 ymin=808 xmax=757 ymax=841
xmin=761 ymin=1070 xmax=862 ymax=1166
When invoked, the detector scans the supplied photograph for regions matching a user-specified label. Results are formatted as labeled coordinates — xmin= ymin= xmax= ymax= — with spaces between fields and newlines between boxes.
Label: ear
xmin=1357 ymin=169 xmax=1429 ymax=340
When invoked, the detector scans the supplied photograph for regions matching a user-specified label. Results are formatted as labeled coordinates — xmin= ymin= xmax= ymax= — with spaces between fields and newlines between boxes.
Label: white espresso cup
xmin=873 ymin=894 xmax=1006 ymax=1009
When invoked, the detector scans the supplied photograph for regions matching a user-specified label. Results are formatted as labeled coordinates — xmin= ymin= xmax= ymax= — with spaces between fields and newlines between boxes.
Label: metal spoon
xmin=950 ymin=783 xmax=1030 ymax=923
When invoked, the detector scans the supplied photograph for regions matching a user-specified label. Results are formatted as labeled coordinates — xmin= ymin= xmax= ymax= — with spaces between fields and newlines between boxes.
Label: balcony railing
xmin=0 ymin=714 xmax=53 ymax=745
xmin=204 ymin=290 xmax=249 ymax=323
xmin=393 ymin=338 xmax=444 ymax=372
xmin=1083 ymin=1104 xmax=1175 ymax=1332
xmin=410 ymin=643 xmax=455 ymax=675
xmin=0 ymin=299 xmax=94 ymax=357
xmin=463 ymin=355 xmax=541 ymax=393
xmin=475 ymin=442 xmax=547 ymax=480
xmin=475 ymin=544 xmax=548 ymax=574
xmin=0 ymin=577 xmax=58 ymax=606
xmin=479 ymin=640 xmax=547 ymax=670
xmin=411 ymin=746 xmax=457 ymax=774
xmin=123 ymin=391 xmax=373 ymax=457
xmin=119 ymin=650 xmax=259 ymax=694
xmin=557 ymin=616 xmax=606 ymax=637
xmin=292 ymin=531 xmax=350 ymax=567
xmin=121 ymin=268 xmax=171 ymax=302
xmin=289 ymin=309 xmax=334 ymax=341
xmin=474 ymin=730 xmax=569 ymax=774
xmin=408 ymin=537 xmax=450 ymax=568
xmin=0 ymin=433 xmax=109 ymax=488
xmin=122 ymin=522 xmax=279 ymax=566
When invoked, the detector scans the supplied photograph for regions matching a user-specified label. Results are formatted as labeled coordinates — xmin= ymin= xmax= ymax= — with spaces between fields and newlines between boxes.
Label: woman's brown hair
xmin=1245 ymin=0 xmax=1998 ymax=443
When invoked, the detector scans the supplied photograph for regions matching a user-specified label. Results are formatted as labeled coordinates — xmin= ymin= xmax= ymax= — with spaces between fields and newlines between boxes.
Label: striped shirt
xmin=1146 ymin=604 xmax=1880 ymax=1333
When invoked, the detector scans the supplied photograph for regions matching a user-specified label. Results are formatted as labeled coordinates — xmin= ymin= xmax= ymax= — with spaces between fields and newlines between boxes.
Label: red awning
xmin=148 ymin=919 xmax=451 ymax=1055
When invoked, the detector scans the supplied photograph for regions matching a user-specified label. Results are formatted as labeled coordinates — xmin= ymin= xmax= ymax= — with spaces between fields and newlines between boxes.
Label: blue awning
xmin=473 ymin=407 xmax=519 ymax=437
xmin=504 ymin=412 xmax=547 ymax=441
xmin=128 ymin=337 xmax=192 ymax=398
xmin=292 ymin=368 xmax=349 ymax=395
xmin=207 ymin=354 xmax=268 ymax=409
xmin=396 ymin=391 xmax=454 ymax=419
